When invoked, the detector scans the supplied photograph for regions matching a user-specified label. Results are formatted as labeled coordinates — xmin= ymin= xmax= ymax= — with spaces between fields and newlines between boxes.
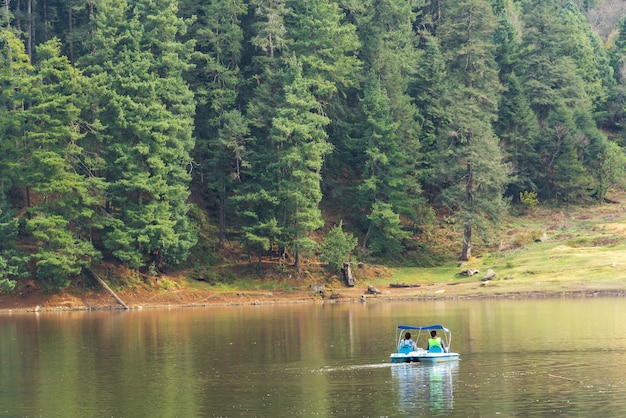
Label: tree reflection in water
xmin=391 ymin=362 xmax=458 ymax=416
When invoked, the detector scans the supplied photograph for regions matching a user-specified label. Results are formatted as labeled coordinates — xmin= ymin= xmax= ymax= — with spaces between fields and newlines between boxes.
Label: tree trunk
xmin=361 ymin=224 xmax=372 ymax=251
xmin=27 ymin=0 xmax=32 ymax=60
xmin=461 ymin=160 xmax=474 ymax=261
xmin=218 ymin=185 xmax=225 ymax=249
xmin=85 ymin=268 xmax=129 ymax=309
xmin=68 ymin=2 xmax=74 ymax=64
xmin=343 ymin=262 xmax=354 ymax=287
xmin=461 ymin=226 xmax=472 ymax=261
xmin=4 ymin=0 xmax=9 ymax=29
xmin=295 ymin=251 xmax=301 ymax=274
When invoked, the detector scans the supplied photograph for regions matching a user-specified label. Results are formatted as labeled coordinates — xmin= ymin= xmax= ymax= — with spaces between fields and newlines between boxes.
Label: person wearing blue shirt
xmin=398 ymin=332 xmax=418 ymax=352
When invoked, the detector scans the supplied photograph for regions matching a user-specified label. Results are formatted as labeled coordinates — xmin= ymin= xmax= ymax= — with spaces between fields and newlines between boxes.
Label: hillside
xmin=587 ymin=0 xmax=626 ymax=41
xmin=3 ymin=193 xmax=626 ymax=313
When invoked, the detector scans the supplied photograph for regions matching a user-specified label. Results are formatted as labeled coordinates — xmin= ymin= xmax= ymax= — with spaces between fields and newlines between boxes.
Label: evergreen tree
xmin=534 ymin=105 xmax=591 ymax=201
xmin=185 ymin=0 xmax=248 ymax=249
xmin=517 ymin=0 xmax=603 ymax=201
xmin=346 ymin=0 xmax=426 ymax=257
xmin=267 ymin=57 xmax=333 ymax=272
xmin=357 ymin=72 xmax=421 ymax=255
xmin=286 ymin=0 xmax=361 ymax=100
xmin=80 ymin=0 xmax=198 ymax=270
xmin=560 ymin=0 xmax=615 ymax=122
xmin=410 ymin=30 xmax=447 ymax=200
xmin=241 ymin=0 xmax=358 ymax=271
xmin=320 ymin=222 xmax=357 ymax=271
xmin=594 ymin=141 xmax=626 ymax=202
xmin=496 ymin=73 xmax=540 ymax=199
xmin=433 ymin=0 xmax=508 ymax=260
xmin=0 ymin=28 xmax=34 ymax=206
xmin=517 ymin=0 xmax=593 ymax=122
xmin=0 ymin=192 xmax=28 ymax=291
xmin=21 ymin=39 xmax=104 ymax=288
xmin=608 ymin=16 xmax=626 ymax=84
xmin=237 ymin=0 xmax=289 ymax=264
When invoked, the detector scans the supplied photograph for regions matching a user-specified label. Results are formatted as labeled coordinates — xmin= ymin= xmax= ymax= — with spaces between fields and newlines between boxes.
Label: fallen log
xmin=85 ymin=268 xmax=130 ymax=310
xmin=389 ymin=283 xmax=421 ymax=288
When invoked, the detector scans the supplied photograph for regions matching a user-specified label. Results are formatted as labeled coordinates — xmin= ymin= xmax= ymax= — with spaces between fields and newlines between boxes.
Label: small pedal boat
xmin=390 ymin=324 xmax=460 ymax=363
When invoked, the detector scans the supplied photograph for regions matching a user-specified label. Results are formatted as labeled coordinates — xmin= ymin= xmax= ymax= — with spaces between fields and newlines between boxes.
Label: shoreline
xmin=1 ymin=286 xmax=624 ymax=314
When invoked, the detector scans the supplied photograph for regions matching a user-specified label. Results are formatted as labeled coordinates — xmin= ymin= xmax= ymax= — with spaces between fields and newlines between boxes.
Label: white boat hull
xmin=390 ymin=350 xmax=460 ymax=363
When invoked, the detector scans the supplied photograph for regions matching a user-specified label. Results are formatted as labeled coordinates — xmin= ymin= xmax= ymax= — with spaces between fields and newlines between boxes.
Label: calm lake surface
xmin=1 ymin=297 xmax=625 ymax=417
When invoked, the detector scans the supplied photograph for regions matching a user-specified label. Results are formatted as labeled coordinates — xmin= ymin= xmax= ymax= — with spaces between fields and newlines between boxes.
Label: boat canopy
xmin=397 ymin=324 xmax=450 ymax=333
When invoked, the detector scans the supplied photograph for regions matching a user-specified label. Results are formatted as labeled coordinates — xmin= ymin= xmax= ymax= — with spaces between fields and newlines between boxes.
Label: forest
xmin=1 ymin=0 xmax=626 ymax=291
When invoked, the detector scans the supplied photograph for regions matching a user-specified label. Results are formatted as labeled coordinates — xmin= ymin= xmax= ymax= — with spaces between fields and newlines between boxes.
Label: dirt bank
xmin=2 ymin=278 xmax=624 ymax=313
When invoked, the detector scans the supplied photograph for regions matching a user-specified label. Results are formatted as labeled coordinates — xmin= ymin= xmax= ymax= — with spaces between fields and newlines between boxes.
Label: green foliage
xmin=0 ymin=0 xmax=625 ymax=285
xmin=593 ymin=141 xmax=626 ymax=201
xmin=321 ymin=223 xmax=358 ymax=271
xmin=429 ymin=0 xmax=509 ymax=260
xmin=27 ymin=215 xmax=100 ymax=289
xmin=0 ymin=277 xmax=16 ymax=293
xmin=366 ymin=201 xmax=411 ymax=256
xmin=520 ymin=191 xmax=539 ymax=209
xmin=81 ymin=0 xmax=198 ymax=270
xmin=0 ymin=193 xmax=28 ymax=284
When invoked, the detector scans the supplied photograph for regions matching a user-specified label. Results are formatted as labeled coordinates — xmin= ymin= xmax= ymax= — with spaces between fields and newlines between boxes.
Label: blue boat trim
xmin=396 ymin=324 xmax=450 ymax=333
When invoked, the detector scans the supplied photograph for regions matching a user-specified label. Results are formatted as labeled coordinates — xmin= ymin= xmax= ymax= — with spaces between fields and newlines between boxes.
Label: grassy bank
xmin=2 ymin=199 xmax=626 ymax=312
xmin=373 ymin=201 xmax=626 ymax=297
xmin=172 ymin=199 xmax=626 ymax=301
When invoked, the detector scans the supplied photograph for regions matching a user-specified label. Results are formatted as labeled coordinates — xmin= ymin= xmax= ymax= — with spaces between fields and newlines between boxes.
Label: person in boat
xmin=427 ymin=330 xmax=447 ymax=353
xmin=398 ymin=332 xmax=418 ymax=352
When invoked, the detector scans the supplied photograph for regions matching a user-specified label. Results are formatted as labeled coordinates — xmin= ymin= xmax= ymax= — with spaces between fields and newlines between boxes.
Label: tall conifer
xmin=81 ymin=0 xmax=197 ymax=270
xmin=22 ymin=40 xmax=103 ymax=288
xmin=434 ymin=0 xmax=508 ymax=260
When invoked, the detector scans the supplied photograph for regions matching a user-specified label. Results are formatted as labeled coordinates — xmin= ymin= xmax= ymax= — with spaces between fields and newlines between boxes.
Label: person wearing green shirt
xmin=427 ymin=330 xmax=447 ymax=353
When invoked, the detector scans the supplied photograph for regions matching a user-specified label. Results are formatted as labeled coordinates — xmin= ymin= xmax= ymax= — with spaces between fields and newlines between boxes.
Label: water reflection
xmin=391 ymin=362 xmax=458 ymax=416
xmin=1 ymin=298 xmax=625 ymax=416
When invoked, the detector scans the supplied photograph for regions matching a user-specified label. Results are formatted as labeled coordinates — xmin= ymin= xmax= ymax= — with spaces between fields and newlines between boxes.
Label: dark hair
xmin=430 ymin=330 xmax=437 ymax=337
xmin=404 ymin=332 xmax=411 ymax=339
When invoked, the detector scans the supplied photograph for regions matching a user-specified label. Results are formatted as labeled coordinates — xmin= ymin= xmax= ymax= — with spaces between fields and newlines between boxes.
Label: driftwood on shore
xmin=390 ymin=283 xmax=421 ymax=288
xmin=85 ymin=268 xmax=130 ymax=310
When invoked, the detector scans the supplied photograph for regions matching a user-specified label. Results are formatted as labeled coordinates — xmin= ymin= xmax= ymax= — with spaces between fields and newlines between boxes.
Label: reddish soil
xmin=2 ymin=275 xmax=622 ymax=313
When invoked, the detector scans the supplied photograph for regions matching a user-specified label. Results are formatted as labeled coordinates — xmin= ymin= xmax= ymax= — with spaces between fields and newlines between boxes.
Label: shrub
xmin=520 ymin=191 xmax=539 ymax=209
xmin=321 ymin=223 xmax=358 ymax=271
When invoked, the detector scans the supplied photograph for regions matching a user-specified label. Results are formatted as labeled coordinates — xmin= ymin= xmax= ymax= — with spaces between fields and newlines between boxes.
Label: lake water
xmin=0 ymin=297 xmax=624 ymax=417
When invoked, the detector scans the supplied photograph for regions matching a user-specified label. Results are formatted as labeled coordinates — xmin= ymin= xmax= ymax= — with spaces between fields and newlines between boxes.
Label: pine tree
xmin=268 ymin=57 xmax=333 ymax=272
xmin=320 ymin=222 xmax=357 ymax=271
xmin=496 ymin=73 xmax=540 ymax=198
xmin=433 ymin=0 xmax=508 ymax=260
xmin=411 ymin=30 xmax=447 ymax=200
xmin=286 ymin=0 xmax=361 ymax=100
xmin=241 ymin=0 xmax=358 ymax=271
xmin=0 ymin=192 xmax=28 ymax=291
xmin=236 ymin=0 xmax=289 ymax=264
xmin=22 ymin=39 xmax=103 ymax=288
xmin=345 ymin=0 xmax=426 ymax=256
xmin=80 ymin=0 xmax=198 ymax=270
xmin=517 ymin=0 xmax=603 ymax=201
xmin=186 ymin=0 xmax=248 ymax=249
xmin=560 ymin=0 xmax=615 ymax=121
xmin=0 ymin=27 xmax=33 ymax=200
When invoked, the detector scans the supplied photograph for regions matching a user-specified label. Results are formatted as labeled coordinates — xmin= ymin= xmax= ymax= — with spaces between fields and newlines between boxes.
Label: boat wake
xmin=318 ymin=363 xmax=393 ymax=373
